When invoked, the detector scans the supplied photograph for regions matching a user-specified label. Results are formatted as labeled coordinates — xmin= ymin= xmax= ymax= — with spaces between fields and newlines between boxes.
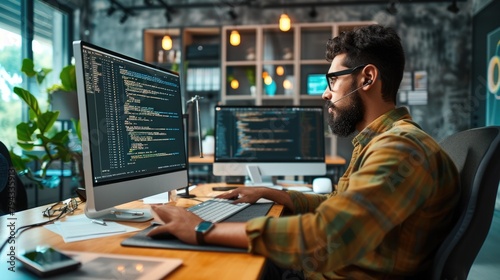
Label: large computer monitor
xmin=213 ymin=106 xmax=326 ymax=185
xmin=73 ymin=41 xmax=188 ymax=221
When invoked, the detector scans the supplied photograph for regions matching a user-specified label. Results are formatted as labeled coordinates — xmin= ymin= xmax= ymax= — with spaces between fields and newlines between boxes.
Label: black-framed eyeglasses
xmin=325 ymin=64 xmax=367 ymax=91
xmin=42 ymin=198 xmax=81 ymax=218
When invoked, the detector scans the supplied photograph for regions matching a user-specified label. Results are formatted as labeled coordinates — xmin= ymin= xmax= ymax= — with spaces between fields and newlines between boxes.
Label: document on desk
xmin=44 ymin=214 xmax=141 ymax=243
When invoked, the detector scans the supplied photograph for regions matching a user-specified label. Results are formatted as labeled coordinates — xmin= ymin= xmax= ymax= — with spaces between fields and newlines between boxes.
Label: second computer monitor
xmin=213 ymin=106 xmax=326 ymax=183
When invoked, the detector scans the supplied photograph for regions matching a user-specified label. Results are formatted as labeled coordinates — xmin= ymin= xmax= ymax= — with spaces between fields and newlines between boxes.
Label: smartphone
xmin=17 ymin=247 xmax=81 ymax=277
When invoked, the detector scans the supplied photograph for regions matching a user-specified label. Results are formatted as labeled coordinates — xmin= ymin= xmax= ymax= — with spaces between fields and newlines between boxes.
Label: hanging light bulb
xmin=279 ymin=13 xmax=291 ymax=32
xmin=230 ymin=79 xmax=240 ymax=89
xmin=276 ymin=66 xmax=284 ymax=76
xmin=229 ymin=30 xmax=241 ymax=46
xmin=162 ymin=35 xmax=172 ymax=50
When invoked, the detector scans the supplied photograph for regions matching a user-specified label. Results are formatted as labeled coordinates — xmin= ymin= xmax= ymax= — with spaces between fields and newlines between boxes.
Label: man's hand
xmin=147 ymin=205 xmax=203 ymax=244
xmin=147 ymin=204 xmax=250 ymax=248
xmin=217 ymin=187 xmax=295 ymax=211
xmin=216 ymin=187 xmax=268 ymax=204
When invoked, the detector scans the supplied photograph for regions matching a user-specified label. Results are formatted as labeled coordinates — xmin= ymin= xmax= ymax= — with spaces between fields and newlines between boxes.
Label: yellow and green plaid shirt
xmin=246 ymin=107 xmax=459 ymax=279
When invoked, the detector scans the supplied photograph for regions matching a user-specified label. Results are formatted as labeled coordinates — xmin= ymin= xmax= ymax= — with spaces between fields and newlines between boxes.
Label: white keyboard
xmin=187 ymin=198 xmax=250 ymax=223
xmin=244 ymin=182 xmax=283 ymax=190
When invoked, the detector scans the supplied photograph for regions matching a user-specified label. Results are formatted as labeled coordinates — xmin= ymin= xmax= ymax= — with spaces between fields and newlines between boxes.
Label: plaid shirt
xmin=246 ymin=107 xmax=459 ymax=279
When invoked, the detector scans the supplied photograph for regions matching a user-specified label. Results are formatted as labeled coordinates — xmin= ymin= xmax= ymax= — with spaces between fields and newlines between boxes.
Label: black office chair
xmin=0 ymin=141 xmax=28 ymax=215
xmin=428 ymin=126 xmax=500 ymax=280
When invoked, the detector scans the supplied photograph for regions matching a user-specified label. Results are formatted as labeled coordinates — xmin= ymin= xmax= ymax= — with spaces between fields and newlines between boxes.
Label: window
xmin=0 ymin=0 xmax=71 ymax=150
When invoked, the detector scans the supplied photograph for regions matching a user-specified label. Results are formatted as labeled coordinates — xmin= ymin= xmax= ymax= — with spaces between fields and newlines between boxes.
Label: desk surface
xmin=189 ymin=155 xmax=346 ymax=165
xmin=0 ymin=184 xmax=283 ymax=280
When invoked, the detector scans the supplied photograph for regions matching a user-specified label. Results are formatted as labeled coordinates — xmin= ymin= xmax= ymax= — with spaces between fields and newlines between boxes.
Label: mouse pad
xmin=121 ymin=203 xmax=274 ymax=253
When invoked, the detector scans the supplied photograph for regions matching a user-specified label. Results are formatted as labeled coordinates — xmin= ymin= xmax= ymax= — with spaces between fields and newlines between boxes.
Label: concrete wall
xmin=79 ymin=0 xmax=475 ymax=141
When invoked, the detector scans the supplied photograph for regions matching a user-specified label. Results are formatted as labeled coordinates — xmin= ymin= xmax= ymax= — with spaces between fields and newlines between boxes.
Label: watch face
xmin=197 ymin=221 xmax=214 ymax=233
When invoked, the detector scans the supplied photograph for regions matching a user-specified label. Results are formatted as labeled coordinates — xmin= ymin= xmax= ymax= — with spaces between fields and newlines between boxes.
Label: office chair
xmin=0 ymin=141 xmax=28 ymax=215
xmin=428 ymin=126 xmax=500 ymax=280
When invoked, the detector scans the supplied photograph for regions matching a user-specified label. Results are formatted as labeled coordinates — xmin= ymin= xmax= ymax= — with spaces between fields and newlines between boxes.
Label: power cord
xmin=0 ymin=208 xmax=68 ymax=253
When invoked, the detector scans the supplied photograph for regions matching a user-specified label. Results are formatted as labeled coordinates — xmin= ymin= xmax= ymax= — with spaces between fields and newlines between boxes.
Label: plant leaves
xmin=21 ymin=58 xmax=36 ymax=77
xmin=37 ymin=111 xmax=59 ymax=134
xmin=50 ymin=130 xmax=70 ymax=144
xmin=72 ymin=119 xmax=82 ymax=141
xmin=36 ymin=68 xmax=52 ymax=85
xmin=13 ymin=87 xmax=42 ymax=116
xmin=16 ymin=122 xmax=37 ymax=143
xmin=60 ymin=65 xmax=77 ymax=91
xmin=9 ymin=150 xmax=29 ymax=172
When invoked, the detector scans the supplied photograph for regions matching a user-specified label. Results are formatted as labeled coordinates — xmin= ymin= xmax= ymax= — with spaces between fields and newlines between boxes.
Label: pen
xmin=91 ymin=219 xmax=107 ymax=226
xmin=110 ymin=210 xmax=145 ymax=216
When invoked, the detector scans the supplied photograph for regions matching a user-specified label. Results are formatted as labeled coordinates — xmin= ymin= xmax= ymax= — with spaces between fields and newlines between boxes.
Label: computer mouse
xmin=312 ymin=178 xmax=332 ymax=194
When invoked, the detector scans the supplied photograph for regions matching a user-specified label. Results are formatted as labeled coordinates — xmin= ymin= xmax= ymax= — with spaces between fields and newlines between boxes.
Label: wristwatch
xmin=195 ymin=221 xmax=214 ymax=245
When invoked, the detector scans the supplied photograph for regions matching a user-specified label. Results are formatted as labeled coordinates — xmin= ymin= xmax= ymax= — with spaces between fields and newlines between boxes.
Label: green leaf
xmin=72 ymin=119 xmax=82 ymax=142
xmin=36 ymin=68 xmax=52 ymax=85
xmin=16 ymin=122 xmax=38 ymax=143
xmin=9 ymin=151 xmax=29 ymax=172
xmin=21 ymin=58 xmax=52 ymax=85
xmin=13 ymin=87 xmax=43 ymax=116
xmin=56 ymin=146 xmax=72 ymax=162
xmin=50 ymin=130 xmax=70 ymax=144
xmin=60 ymin=65 xmax=77 ymax=91
xmin=37 ymin=111 xmax=59 ymax=134
xmin=21 ymin=58 xmax=36 ymax=77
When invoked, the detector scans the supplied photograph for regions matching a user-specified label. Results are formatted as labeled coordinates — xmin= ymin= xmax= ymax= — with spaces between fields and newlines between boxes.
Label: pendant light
xmin=162 ymin=8 xmax=173 ymax=51
xmin=228 ymin=8 xmax=240 ymax=46
xmin=162 ymin=35 xmax=173 ymax=50
xmin=279 ymin=13 xmax=291 ymax=32
xmin=229 ymin=30 xmax=241 ymax=46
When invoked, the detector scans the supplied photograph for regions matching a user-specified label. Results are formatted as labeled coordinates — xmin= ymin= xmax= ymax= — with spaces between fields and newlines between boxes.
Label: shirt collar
xmin=353 ymin=107 xmax=414 ymax=147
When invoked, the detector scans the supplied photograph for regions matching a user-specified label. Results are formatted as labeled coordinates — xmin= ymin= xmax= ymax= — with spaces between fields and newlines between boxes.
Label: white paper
xmin=44 ymin=214 xmax=141 ymax=243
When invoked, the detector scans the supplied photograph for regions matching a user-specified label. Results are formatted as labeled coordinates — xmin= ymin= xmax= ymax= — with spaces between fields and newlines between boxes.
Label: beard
xmin=325 ymin=84 xmax=365 ymax=137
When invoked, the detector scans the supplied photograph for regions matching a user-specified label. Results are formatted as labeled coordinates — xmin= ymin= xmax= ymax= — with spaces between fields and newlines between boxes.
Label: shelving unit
xmin=143 ymin=27 xmax=221 ymax=158
xmin=221 ymin=21 xmax=376 ymax=107
xmin=143 ymin=22 xmax=376 ymax=181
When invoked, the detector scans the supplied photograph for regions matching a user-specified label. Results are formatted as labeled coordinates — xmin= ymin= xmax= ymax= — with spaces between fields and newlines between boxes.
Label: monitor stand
xmin=84 ymin=205 xmax=153 ymax=222
xmin=244 ymin=165 xmax=282 ymax=189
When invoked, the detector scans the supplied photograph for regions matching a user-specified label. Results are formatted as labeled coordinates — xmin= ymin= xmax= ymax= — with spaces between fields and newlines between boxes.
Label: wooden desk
xmin=189 ymin=155 xmax=346 ymax=165
xmin=0 ymin=183 xmax=283 ymax=280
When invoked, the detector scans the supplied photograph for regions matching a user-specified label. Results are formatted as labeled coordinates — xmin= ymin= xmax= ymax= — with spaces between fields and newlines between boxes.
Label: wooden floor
xmin=468 ymin=208 xmax=500 ymax=280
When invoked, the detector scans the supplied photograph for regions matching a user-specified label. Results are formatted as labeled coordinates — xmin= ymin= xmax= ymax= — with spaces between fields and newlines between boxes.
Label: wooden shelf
xmin=221 ymin=21 xmax=377 ymax=106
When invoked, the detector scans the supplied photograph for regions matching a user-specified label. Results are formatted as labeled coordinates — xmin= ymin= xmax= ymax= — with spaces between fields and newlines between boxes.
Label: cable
xmin=0 ymin=208 xmax=68 ymax=253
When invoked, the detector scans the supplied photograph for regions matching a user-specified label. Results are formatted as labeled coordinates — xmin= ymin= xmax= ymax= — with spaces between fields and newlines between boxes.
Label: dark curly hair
xmin=325 ymin=25 xmax=405 ymax=103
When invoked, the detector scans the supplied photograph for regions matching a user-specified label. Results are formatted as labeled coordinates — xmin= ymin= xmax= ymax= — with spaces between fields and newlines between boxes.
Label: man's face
xmin=325 ymin=79 xmax=365 ymax=137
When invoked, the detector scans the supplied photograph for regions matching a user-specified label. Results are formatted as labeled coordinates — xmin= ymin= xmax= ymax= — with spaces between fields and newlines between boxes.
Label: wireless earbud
xmin=364 ymin=79 xmax=373 ymax=85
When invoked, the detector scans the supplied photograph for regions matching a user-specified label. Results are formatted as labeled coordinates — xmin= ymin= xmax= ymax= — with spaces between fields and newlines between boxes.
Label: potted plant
xmin=9 ymin=58 xmax=83 ymax=189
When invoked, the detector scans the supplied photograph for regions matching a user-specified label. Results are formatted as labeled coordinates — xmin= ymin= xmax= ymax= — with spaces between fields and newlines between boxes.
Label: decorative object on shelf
xmin=246 ymin=47 xmax=256 ymax=60
xmin=282 ymin=47 xmax=293 ymax=60
xmin=11 ymin=59 xmax=83 ymax=189
xmin=245 ymin=67 xmax=256 ymax=96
